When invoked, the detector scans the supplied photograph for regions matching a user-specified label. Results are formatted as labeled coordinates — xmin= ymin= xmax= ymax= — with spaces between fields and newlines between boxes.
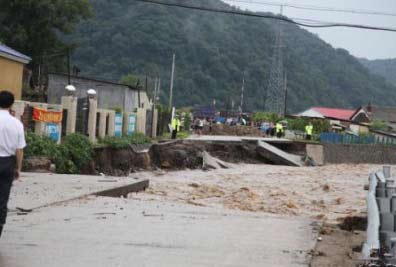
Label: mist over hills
xmin=67 ymin=0 xmax=396 ymax=112
xmin=359 ymin=58 xmax=396 ymax=87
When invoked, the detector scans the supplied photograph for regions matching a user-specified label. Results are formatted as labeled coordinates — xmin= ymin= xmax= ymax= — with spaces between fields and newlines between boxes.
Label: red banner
xmin=32 ymin=107 xmax=63 ymax=123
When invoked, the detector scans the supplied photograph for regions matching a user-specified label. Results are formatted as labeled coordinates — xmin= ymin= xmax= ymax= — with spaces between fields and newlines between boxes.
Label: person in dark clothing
xmin=0 ymin=91 xmax=26 ymax=238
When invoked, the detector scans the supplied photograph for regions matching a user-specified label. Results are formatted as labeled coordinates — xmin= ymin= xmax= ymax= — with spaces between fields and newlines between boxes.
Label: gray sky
xmin=223 ymin=0 xmax=396 ymax=59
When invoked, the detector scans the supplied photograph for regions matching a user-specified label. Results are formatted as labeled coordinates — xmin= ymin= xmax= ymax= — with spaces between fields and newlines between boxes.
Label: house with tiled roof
xmin=0 ymin=44 xmax=31 ymax=99
xmin=295 ymin=106 xmax=370 ymax=134
xmin=296 ymin=106 xmax=369 ymax=122
xmin=364 ymin=104 xmax=396 ymax=129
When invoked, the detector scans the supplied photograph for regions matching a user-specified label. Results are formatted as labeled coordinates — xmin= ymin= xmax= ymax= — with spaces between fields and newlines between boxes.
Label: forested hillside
xmin=359 ymin=58 xmax=396 ymax=86
xmin=67 ymin=0 xmax=396 ymax=112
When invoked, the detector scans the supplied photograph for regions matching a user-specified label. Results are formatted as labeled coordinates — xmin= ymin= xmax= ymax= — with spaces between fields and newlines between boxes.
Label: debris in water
xmin=323 ymin=184 xmax=330 ymax=192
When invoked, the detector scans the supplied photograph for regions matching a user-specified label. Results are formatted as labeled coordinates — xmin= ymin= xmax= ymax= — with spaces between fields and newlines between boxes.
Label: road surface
xmin=1 ymin=197 xmax=317 ymax=267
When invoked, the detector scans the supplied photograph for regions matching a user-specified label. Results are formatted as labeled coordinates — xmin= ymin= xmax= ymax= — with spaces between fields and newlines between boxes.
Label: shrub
xmin=287 ymin=117 xmax=308 ymax=132
xmin=252 ymin=112 xmax=265 ymax=122
xmin=99 ymin=133 xmax=151 ymax=149
xmin=183 ymin=113 xmax=191 ymax=131
xmin=371 ymin=120 xmax=388 ymax=131
xmin=55 ymin=134 xmax=93 ymax=174
xmin=287 ymin=118 xmax=331 ymax=134
xmin=55 ymin=146 xmax=79 ymax=174
xmin=25 ymin=132 xmax=59 ymax=160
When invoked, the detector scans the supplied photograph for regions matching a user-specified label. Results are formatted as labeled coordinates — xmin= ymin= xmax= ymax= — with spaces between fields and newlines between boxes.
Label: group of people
xmin=171 ymin=116 xmax=210 ymax=139
xmin=262 ymin=122 xmax=285 ymax=138
xmin=193 ymin=118 xmax=205 ymax=135
xmin=262 ymin=121 xmax=314 ymax=140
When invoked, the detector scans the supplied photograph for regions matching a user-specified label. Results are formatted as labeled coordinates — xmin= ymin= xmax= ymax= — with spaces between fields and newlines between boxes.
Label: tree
xmin=371 ymin=120 xmax=388 ymax=132
xmin=252 ymin=112 xmax=265 ymax=122
xmin=263 ymin=112 xmax=281 ymax=123
xmin=0 ymin=0 xmax=92 ymax=82
xmin=120 ymin=74 xmax=141 ymax=87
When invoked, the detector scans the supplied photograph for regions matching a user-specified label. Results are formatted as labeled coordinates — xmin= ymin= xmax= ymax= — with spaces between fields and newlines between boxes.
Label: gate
xmin=157 ymin=109 xmax=171 ymax=136
xmin=21 ymin=105 xmax=35 ymax=132
xmin=75 ymin=97 xmax=89 ymax=135
xmin=61 ymin=109 xmax=68 ymax=136
xmin=146 ymin=109 xmax=153 ymax=137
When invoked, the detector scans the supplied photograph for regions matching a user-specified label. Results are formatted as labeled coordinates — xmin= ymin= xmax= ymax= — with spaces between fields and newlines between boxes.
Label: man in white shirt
xmin=0 ymin=91 xmax=26 ymax=238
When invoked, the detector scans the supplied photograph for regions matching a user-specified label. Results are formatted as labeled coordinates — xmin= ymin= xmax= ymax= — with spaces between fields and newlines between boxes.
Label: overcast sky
xmin=223 ymin=0 xmax=396 ymax=59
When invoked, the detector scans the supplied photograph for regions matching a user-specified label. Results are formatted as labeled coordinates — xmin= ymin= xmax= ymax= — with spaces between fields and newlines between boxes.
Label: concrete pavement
xmin=1 ymin=197 xmax=318 ymax=267
xmin=257 ymin=140 xmax=303 ymax=166
xmin=8 ymin=172 xmax=148 ymax=211
xmin=186 ymin=135 xmax=291 ymax=143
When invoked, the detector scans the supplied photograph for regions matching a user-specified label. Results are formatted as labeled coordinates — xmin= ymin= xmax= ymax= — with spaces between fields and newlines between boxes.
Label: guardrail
xmin=362 ymin=166 xmax=396 ymax=266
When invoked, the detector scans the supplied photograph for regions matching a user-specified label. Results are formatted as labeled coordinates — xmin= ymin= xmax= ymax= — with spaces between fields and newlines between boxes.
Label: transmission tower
xmin=265 ymin=6 xmax=286 ymax=116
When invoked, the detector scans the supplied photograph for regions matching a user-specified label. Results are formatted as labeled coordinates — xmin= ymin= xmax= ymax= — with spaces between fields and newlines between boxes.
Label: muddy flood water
xmin=131 ymin=164 xmax=379 ymax=224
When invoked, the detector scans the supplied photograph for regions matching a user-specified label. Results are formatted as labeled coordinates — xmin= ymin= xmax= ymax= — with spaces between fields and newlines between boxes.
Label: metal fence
xmin=320 ymin=133 xmax=396 ymax=145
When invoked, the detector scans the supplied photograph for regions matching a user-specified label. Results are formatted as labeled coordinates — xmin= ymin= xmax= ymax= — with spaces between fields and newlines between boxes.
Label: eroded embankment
xmin=93 ymin=140 xmax=279 ymax=176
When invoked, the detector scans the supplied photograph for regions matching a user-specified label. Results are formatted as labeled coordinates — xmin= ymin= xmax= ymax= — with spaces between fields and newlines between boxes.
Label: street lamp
xmin=87 ymin=89 xmax=97 ymax=99
xmin=65 ymin=84 xmax=76 ymax=96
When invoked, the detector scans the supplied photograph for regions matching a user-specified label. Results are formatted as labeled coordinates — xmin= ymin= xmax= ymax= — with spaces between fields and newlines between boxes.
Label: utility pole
xmin=151 ymin=77 xmax=158 ymax=138
xmin=169 ymin=54 xmax=175 ymax=110
xmin=67 ymin=48 xmax=71 ymax=85
xmin=154 ymin=78 xmax=158 ymax=101
xmin=265 ymin=5 xmax=286 ymax=117
xmin=283 ymin=73 xmax=288 ymax=116
xmin=157 ymin=78 xmax=161 ymax=102
xmin=225 ymin=96 xmax=230 ymax=121
xmin=239 ymin=74 xmax=245 ymax=115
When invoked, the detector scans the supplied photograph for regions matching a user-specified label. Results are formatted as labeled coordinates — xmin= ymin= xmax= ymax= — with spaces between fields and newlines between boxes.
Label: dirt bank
xmin=310 ymin=223 xmax=365 ymax=267
xmin=93 ymin=140 xmax=271 ymax=175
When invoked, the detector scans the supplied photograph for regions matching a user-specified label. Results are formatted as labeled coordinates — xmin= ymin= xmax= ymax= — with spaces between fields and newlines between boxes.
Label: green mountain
xmin=359 ymin=58 xmax=396 ymax=86
xmin=67 ymin=0 xmax=396 ymax=112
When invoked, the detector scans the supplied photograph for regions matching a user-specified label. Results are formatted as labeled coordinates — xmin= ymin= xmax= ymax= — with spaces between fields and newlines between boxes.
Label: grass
xmin=98 ymin=133 xmax=151 ymax=149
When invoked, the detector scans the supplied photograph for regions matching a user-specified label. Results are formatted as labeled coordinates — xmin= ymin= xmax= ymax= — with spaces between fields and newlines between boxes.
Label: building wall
xmin=373 ymin=132 xmax=396 ymax=145
xmin=350 ymin=124 xmax=369 ymax=135
xmin=306 ymin=144 xmax=324 ymax=165
xmin=47 ymin=74 xmax=150 ymax=113
xmin=0 ymin=57 xmax=24 ymax=99
xmin=325 ymin=144 xmax=396 ymax=164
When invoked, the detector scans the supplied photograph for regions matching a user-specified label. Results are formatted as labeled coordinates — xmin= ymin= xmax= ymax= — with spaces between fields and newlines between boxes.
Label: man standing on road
xmin=0 ymin=91 xmax=26 ymax=239
xmin=275 ymin=122 xmax=283 ymax=138
xmin=171 ymin=116 xmax=178 ymax=139
xmin=305 ymin=122 xmax=313 ymax=140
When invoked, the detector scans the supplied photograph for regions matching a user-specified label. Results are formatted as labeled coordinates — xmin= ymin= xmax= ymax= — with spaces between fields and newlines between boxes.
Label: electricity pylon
xmin=265 ymin=6 xmax=286 ymax=116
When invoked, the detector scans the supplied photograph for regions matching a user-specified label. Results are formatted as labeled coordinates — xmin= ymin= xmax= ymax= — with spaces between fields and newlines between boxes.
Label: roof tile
xmin=312 ymin=107 xmax=355 ymax=120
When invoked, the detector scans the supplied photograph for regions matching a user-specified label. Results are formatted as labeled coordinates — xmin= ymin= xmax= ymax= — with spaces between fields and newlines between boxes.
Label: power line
xmin=222 ymin=0 xmax=396 ymax=17
xmin=132 ymin=0 xmax=396 ymax=32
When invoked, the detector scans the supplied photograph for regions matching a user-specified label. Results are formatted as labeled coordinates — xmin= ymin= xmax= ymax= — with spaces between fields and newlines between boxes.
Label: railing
xmin=320 ymin=132 xmax=396 ymax=145
xmin=362 ymin=166 xmax=396 ymax=266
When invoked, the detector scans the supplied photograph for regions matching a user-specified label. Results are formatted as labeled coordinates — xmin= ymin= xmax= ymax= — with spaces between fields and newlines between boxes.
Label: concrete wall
xmin=0 ymin=57 xmax=24 ymax=99
xmin=13 ymin=101 xmax=63 ymax=143
xmin=136 ymin=108 xmax=146 ymax=134
xmin=47 ymin=74 xmax=150 ymax=113
xmin=307 ymin=143 xmax=396 ymax=165
xmin=306 ymin=144 xmax=324 ymax=165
